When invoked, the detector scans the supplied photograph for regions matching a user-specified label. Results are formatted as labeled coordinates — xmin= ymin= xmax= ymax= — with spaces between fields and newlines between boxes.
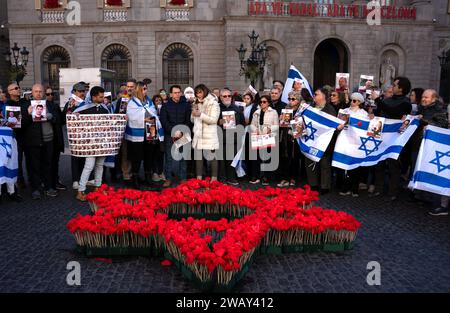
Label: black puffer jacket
xmin=375 ymin=95 xmax=412 ymax=119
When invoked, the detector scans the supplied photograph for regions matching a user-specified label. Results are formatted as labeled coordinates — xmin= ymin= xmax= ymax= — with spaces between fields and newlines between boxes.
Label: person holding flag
xmin=281 ymin=65 xmax=313 ymax=104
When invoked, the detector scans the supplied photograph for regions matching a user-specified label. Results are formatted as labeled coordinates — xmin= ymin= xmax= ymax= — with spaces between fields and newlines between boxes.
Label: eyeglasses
xmin=288 ymin=98 xmax=297 ymax=101
xmin=46 ymin=93 xmax=54 ymax=96
xmin=222 ymin=95 xmax=232 ymax=98
xmin=8 ymin=86 xmax=20 ymax=91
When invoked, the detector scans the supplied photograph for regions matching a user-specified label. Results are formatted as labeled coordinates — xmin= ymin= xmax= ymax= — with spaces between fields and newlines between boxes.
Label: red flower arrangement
xmin=68 ymin=179 xmax=361 ymax=289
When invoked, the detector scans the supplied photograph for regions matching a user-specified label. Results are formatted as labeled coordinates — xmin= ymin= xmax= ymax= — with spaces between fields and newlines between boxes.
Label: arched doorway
xmin=42 ymin=45 xmax=71 ymax=92
xmin=163 ymin=43 xmax=194 ymax=90
xmin=314 ymin=39 xmax=349 ymax=89
xmin=101 ymin=44 xmax=132 ymax=93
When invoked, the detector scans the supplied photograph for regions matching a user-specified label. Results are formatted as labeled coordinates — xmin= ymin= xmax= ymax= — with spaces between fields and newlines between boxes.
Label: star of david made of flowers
xmin=68 ymin=180 xmax=361 ymax=290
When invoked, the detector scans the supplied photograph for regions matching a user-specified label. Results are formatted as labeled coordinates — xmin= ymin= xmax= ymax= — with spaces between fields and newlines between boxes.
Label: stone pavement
xmin=1 ymin=155 xmax=449 ymax=293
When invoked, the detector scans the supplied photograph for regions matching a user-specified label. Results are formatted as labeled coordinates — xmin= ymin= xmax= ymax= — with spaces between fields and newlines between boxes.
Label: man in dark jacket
xmin=5 ymin=83 xmax=28 ymax=190
xmin=62 ymin=82 xmax=87 ymax=190
xmin=372 ymin=76 xmax=412 ymax=200
xmin=160 ymin=85 xmax=191 ymax=187
xmin=45 ymin=86 xmax=66 ymax=191
xmin=270 ymin=87 xmax=286 ymax=116
xmin=76 ymin=86 xmax=110 ymax=201
xmin=218 ymin=88 xmax=245 ymax=185
xmin=22 ymin=84 xmax=58 ymax=200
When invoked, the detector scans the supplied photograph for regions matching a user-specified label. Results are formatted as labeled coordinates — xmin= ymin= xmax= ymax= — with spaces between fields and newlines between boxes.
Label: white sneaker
xmin=352 ymin=193 xmax=360 ymax=198
xmin=152 ymin=173 xmax=161 ymax=182
xmin=339 ymin=191 xmax=351 ymax=196
xmin=359 ymin=183 xmax=368 ymax=190
xmin=72 ymin=181 xmax=79 ymax=190
xmin=86 ymin=180 xmax=95 ymax=187
xmin=368 ymin=185 xmax=375 ymax=193
xmin=277 ymin=180 xmax=289 ymax=187
xmin=159 ymin=174 xmax=166 ymax=181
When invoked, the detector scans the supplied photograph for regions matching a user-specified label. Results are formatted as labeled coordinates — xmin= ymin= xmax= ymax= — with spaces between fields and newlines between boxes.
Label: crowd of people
xmin=1 ymin=76 xmax=449 ymax=215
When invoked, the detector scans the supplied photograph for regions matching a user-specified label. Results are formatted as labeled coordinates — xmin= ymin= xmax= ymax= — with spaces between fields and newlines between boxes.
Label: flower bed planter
xmin=69 ymin=180 xmax=361 ymax=291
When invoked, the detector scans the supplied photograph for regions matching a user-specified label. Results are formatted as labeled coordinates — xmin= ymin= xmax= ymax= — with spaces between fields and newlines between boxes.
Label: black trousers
xmin=26 ymin=141 xmax=53 ymax=192
xmin=375 ymin=159 xmax=402 ymax=196
xmin=50 ymin=146 xmax=62 ymax=189
xmin=342 ymin=168 xmax=364 ymax=194
xmin=280 ymin=139 xmax=301 ymax=181
xmin=127 ymin=140 xmax=158 ymax=175
xmin=71 ymin=156 xmax=85 ymax=183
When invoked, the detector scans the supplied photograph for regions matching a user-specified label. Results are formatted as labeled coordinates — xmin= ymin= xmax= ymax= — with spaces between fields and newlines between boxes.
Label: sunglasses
xmin=222 ymin=95 xmax=232 ymax=98
xmin=351 ymin=99 xmax=360 ymax=103
xmin=46 ymin=93 xmax=54 ymax=96
xmin=260 ymin=100 xmax=269 ymax=104
xmin=288 ymin=98 xmax=297 ymax=101
xmin=9 ymin=86 xmax=20 ymax=91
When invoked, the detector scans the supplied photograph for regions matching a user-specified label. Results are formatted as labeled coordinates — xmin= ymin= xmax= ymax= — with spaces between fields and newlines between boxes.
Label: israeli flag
xmin=409 ymin=125 xmax=450 ymax=196
xmin=231 ymin=126 xmax=250 ymax=177
xmin=332 ymin=116 xmax=419 ymax=170
xmin=297 ymin=106 xmax=344 ymax=162
xmin=281 ymin=65 xmax=313 ymax=104
xmin=0 ymin=127 xmax=18 ymax=194
xmin=126 ymin=97 xmax=164 ymax=142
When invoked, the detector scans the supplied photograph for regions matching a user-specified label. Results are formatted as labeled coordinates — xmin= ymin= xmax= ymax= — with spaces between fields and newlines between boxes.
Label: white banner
xmin=66 ymin=114 xmax=126 ymax=157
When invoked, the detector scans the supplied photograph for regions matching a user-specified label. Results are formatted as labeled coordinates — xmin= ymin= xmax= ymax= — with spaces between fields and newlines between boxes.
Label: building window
xmin=42 ymin=45 xmax=71 ymax=93
xmin=101 ymin=44 xmax=132 ymax=91
xmin=163 ymin=43 xmax=194 ymax=90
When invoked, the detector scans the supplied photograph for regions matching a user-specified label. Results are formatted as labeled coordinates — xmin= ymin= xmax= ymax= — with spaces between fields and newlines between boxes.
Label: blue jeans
xmin=164 ymin=139 xmax=186 ymax=181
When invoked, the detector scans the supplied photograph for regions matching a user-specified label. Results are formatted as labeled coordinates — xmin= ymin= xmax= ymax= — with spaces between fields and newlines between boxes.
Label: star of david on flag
xmin=359 ymin=136 xmax=383 ymax=157
xmin=303 ymin=121 xmax=317 ymax=142
xmin=429 ymin=150 xmax=450 ymax=173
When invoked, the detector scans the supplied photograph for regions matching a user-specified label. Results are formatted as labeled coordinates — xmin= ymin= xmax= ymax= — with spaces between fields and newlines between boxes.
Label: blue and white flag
xmin=281 ymin=65 xmax=313 ymax=104
xmin=0 ymin=127 xmax=18 ymax=194
xmin=332 ymin=116 xmax=419 ymax=170
xmin=126 ymin=97 xmax=164 ymax=142
xmin=297 ymin=106 xmax=344 ymax=162
xmin=409 ymin=125 xmax=450 ymax=196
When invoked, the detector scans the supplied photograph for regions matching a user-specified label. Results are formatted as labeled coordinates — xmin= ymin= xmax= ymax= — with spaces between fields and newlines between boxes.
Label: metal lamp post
xmin=237 ymin=30 xmax=268 ymax=89
xmin=4 ymin=42 xmax=29 ymax=86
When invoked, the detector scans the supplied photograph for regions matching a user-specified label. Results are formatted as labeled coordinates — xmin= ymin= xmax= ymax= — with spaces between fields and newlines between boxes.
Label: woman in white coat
xmin=249 ymin=95 xmax=279 ymax=185
xmin=191 ymin=84 xmax=220 ymax=181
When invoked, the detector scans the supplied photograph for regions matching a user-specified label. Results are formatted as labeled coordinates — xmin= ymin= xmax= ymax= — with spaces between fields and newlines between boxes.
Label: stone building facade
xmin=4 ymin=0 xmax=450 ymax=101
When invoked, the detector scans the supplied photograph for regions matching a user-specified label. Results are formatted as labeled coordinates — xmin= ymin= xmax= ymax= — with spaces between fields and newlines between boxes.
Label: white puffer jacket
xmin=191 ymin=93 xmax=220 ymax=150
xmin=251 ymin=106 xmax=279 ymax=135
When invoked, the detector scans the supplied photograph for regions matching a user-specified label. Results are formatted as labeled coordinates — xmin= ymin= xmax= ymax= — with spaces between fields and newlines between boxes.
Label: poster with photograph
xmin=367 ymin=117 xmax=385 ymax=139
xmin=245 ymin=85 xmax=258 ymax=97
xmin=338 ymin=109 xmax=350 ymax=125
xmin=173 ymin=132 xmax=192 ymax=149
xmin=251 ymin=133 xmax=276 ymax=150
xmin=222 ymin=111 xmax=237 ymax=130
xmin=398 ymin=115 xmax=413 ymax=134
xmin=280 ymin=109 xmax=293 ymax=127
xmin=145 ymin=121 xmax=157 ymax=141
xmin=5 ymin=106 xmax=22 ymax=128
xmin=66 ymin=114 xmax=127 ymax=157
xmin=335 ymin=73 xmax=350 ymax=92
xmin=31 ymin=100 xmax=47 ymax=122
xmin=234 ymin=101 xmax=246 ymax=108
xmin=358 ymin=75 xmax=374 ymax=92
xmin=290 ymin=115 xmax=304 ymax=139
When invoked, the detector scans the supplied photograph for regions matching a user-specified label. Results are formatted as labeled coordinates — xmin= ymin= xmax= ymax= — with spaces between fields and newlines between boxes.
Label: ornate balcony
xmin=104 ymin=9 xmax=128 ymax=22
xmin=41 ymin=10 xmax=65 ymax=23
xmin=165 ymin=8 xmax=191 ymax=21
